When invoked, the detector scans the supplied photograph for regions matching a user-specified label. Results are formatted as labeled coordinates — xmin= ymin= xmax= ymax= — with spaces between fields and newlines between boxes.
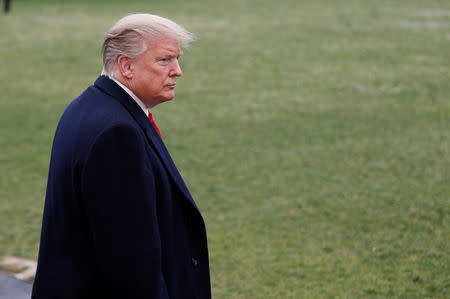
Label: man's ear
xmin=117 ymin=55 xmax=134 ymax=79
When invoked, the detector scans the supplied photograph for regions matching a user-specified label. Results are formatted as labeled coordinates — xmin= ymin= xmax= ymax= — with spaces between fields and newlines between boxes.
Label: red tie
xmin=148 ymin=109 xmax=162 ymax=138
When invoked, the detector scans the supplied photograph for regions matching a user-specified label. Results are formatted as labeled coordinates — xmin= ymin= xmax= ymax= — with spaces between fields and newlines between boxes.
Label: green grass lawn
xmin=1 ymin=0 xmax=449 ymax=297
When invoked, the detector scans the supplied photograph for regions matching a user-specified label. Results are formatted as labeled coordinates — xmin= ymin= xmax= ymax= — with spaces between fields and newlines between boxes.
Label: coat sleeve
xmin=81 ymin=124 xmax=169 ymax=298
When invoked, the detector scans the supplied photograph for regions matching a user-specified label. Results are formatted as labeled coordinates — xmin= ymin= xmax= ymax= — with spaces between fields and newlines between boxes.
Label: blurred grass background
xmin=0 ymin=0 xmax=449 ymax=297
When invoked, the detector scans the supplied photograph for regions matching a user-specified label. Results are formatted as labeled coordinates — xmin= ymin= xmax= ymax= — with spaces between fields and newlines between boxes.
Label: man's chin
xmin=162 ymin=92 xmax=176 ymax=102
xmin=149 ymin=93 xmax=176 ymax=107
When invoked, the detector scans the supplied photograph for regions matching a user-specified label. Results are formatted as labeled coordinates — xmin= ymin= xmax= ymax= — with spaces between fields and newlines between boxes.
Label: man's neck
xmin=107 ymin=75 xmax=149 ymax=117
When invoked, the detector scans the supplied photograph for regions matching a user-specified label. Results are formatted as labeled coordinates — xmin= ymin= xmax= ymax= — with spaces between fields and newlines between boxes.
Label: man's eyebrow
xmin=162 ymin=47 xmax=183 ymax=55
xmin=160 ymin=52 xmax=183 ymax=59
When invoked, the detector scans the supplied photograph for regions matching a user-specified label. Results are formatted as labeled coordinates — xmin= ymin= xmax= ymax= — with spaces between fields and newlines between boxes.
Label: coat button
xmin=191 ymin=257 xmax=198 ymax=268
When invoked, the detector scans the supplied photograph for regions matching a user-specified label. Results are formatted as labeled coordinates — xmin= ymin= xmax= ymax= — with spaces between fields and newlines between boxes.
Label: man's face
xmin=130 ymin=37 xmax=183 ymax=107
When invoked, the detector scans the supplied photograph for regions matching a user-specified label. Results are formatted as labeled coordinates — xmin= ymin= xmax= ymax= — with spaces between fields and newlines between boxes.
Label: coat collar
xmin=94 ymin=75 xmax=198 ymax=211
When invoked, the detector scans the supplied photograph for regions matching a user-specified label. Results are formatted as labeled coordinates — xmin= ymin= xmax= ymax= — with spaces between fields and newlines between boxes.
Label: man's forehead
xmin=146 ymin=37 xmax=182 ymax=55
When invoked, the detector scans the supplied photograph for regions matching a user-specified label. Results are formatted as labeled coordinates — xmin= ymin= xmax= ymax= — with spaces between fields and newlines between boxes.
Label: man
xmin=32 ymin=14 xmax=211 ymax=299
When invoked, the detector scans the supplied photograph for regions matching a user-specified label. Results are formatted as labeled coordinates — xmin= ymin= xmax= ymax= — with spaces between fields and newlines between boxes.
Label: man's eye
xmin=159 ymin=58 xmax=169 ymax=64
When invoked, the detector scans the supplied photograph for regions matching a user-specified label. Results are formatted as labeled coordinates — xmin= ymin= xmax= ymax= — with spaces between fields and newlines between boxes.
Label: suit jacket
xmin=32 ymin=75 xmax=211 ymax=299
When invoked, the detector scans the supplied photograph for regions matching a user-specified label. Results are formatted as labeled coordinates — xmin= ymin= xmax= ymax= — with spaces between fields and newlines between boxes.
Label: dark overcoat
xmin=32 ymin=75 xmax=211 ymax=299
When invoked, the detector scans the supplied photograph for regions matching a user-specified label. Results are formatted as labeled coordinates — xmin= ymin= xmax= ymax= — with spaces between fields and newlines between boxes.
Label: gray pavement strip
xmin=0 ymin=272 xmax=32 ymax=299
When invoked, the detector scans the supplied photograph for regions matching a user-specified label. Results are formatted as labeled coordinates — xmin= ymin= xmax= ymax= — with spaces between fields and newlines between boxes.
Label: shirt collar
xmin=109 ymin=76 xmax=149 ymax=118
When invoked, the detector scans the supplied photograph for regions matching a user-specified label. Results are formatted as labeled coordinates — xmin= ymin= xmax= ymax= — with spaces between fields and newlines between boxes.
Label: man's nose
xmin=171 ymin=60 xmax=182 ymax=77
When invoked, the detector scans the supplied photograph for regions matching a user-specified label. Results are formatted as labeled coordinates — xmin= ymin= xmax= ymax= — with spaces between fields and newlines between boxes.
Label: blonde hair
xmin=102 ymin=13 xmax=195 ymax=76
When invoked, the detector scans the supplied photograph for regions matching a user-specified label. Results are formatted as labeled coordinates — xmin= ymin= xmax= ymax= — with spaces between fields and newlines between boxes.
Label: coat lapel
xmin=94 ymin=75 xmax=198 ymax=211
